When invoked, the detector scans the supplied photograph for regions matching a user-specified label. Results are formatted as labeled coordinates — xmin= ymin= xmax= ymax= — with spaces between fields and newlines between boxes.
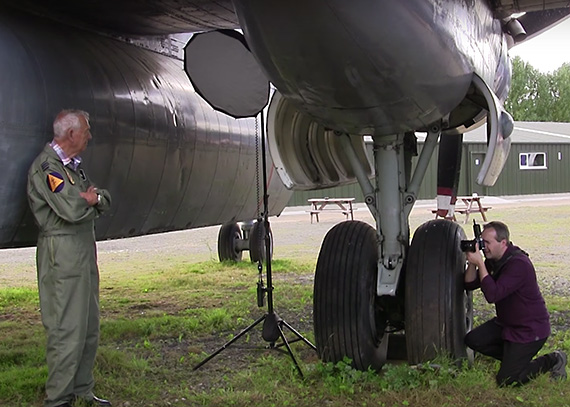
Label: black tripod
xmin=193 ymin=112 xmax=316 ymax=377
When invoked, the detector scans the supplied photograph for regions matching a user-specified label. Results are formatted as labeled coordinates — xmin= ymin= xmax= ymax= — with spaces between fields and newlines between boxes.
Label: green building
xmin=287 ymin=122 xmax=570 ymax=206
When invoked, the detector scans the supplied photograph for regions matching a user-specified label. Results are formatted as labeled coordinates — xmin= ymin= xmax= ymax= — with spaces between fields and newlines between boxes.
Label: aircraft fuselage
xmin=0 ymin=8 xmax=291 ymax=248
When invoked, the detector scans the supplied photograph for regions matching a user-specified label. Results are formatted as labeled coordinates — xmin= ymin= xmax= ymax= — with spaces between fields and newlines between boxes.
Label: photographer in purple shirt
xmin=464 ymin=221 xmax=567 ymax=386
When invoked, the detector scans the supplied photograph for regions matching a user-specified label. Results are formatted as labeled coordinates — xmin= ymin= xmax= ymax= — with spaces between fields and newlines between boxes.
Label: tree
xmin=504 ymin=56 xmax=554 ymax=121
xmin=550 ymin=63 xmax=570 ymax=122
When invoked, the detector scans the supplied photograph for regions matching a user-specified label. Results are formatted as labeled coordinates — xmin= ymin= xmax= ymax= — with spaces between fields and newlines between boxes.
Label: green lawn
xmin=1 ymin=203 xmax=569 ymax=407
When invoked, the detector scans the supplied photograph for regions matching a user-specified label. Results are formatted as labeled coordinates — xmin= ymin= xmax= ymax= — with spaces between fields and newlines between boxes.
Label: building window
xmin=519 ymin=152 xmax=547 ymax=169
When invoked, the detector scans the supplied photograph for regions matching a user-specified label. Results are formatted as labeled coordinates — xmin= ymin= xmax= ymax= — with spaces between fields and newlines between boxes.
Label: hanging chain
xmin=255 ymin=114 xmax=261 ymax=220
xmin=254 ymin=114 xmax=265 ymax=307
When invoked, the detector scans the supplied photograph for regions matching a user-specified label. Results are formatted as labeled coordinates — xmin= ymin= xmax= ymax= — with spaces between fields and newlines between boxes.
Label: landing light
xmin=506 ymin=18 xmax=527 ymax=41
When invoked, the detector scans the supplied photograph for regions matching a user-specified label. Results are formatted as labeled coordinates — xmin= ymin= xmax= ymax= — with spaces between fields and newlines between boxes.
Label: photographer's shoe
xmin=550 ymin=350 xmax=567 ymax=381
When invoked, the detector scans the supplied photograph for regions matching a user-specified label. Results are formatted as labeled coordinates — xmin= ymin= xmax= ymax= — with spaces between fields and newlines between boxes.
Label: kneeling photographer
xmin=463 ymin=221 xmax=567 ymax=386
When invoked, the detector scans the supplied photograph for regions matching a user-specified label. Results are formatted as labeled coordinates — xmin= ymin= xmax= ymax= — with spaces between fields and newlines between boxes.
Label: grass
xmin=1 ymin=203 xmax=569 ymax=406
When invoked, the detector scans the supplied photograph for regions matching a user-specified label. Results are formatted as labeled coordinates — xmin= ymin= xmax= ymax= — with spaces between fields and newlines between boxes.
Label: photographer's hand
xmin=466 ymin=245 xmax=489 ymax=281
xmin=466 ymin=249 xmax=484 ymax=268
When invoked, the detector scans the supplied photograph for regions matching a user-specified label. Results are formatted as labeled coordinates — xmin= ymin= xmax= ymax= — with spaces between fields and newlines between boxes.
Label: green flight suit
xmin=27 ymin=144 xmax=111 ymax=407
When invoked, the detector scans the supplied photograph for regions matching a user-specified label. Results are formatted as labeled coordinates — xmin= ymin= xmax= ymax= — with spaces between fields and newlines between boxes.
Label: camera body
xmin=460 ymin=220 xmax=485 ymax=252
xmin=460 ymin=239 xmax=478 ymax=252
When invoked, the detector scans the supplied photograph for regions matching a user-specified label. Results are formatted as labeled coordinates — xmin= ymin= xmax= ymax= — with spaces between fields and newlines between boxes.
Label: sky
xmin=509 ymin=16 xmax=570 ymax=73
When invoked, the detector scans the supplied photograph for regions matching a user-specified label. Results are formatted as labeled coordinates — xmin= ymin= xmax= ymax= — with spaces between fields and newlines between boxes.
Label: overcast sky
xmin=509 ymin=17 xmax=570 ymax=73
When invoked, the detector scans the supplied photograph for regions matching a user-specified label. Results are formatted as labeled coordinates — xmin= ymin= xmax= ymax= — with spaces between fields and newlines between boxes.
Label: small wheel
xmin=405 ymin=219 xmax=473 ymax=364
xmin=217 ymin=223 xmax=243 ymax=262
xmin=314 ymin=220 xmax=387 ymax=371
xmin=249 ymin=220 xmax=273 ymax=263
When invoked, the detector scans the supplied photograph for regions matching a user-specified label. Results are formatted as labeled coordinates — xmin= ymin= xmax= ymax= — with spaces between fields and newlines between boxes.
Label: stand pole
xmin=193 ymin=111 xmax=316 ymax=377
xmin=259 ymin=110 xmax=274 ymax=315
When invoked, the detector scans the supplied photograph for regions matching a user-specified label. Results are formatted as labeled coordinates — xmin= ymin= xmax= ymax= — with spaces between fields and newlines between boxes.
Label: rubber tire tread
xmin=217 ymin=223 xmax=242 ymax=262
xmin=314 ymin=220 xmax=385 ymax=370
xmin=405 ymin=219 xmax=470 ymax=364
xmin=249 ymin=221 xmax=273 ymax=263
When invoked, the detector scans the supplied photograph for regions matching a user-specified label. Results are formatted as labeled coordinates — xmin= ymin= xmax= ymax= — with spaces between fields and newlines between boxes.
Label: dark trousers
xmin=465 ymin=319 xmax=554 ymax=386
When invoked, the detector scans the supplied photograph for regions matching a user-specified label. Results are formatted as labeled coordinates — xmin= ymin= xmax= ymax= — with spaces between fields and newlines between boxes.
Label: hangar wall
xmin=287 ymin=133 xmax=570 ymax=206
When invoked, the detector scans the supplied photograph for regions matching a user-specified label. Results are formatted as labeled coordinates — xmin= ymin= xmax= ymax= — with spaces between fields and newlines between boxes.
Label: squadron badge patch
xmin=47 ymin=172 xmax=65 ymax=193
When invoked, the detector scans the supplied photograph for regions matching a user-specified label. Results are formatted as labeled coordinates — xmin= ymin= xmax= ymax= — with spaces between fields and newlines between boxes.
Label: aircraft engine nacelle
xmin=266 ymin=91 xmax=373 ymax=191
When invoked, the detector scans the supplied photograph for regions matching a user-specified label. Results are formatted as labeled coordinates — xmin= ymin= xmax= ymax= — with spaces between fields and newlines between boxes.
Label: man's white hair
xmin=53 ymin=109 xmax=90 ymax=139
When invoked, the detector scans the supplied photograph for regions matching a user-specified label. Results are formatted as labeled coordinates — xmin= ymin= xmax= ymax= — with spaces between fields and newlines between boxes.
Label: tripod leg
xmin=276 ymin=322 xmax=304 ymax=378
xmin=193 ymin=314 xmax=266 ymax=371
xmin=280 ymin=320 xmax=317 ymax=351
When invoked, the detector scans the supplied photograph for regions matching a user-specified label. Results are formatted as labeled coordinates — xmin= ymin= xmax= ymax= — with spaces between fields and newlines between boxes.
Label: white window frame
xmin=519 ymin=152 xmax=547 ymax=170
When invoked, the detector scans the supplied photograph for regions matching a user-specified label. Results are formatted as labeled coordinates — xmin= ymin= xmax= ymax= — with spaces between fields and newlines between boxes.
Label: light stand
xmin=193 ymin=111 xmax=316 ymax=377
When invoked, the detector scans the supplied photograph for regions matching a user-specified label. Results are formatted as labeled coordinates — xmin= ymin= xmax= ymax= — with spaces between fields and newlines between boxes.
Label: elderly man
xmin=464 ymin=221 xmax=567 ymax=386
xmin=27 ymin=110 xmax=112 ymax=407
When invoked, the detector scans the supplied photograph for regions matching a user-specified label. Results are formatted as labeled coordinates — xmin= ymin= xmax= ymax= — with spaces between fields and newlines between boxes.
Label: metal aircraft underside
xmin=3 ymin=0 xmax=569 ymax=37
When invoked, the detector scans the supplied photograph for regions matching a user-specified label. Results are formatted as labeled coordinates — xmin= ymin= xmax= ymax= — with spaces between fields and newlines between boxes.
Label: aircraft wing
xmin=493 ymin=0 xmax=570 ymax=14
xmin=4 ymin=1 xmax=568 ymax=38
xmin=492 ymin=1 xmax=570 ymax=43
xmin=515 ymin=8 xmax=570 ymax=42
xmin=2 ymin=0 xmax=239 ymax=35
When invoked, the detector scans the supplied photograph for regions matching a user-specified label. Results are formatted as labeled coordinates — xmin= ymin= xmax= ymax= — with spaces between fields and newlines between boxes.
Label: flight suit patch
xmin=41 ymin=161 xmax=50 ymax=171
xmin=47 ymin=172 xmax=65 ymax=193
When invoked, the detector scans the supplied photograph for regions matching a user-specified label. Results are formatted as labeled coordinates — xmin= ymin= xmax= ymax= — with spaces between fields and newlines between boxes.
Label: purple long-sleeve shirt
xmin=465 ymin=245 xmax=550 ymax=343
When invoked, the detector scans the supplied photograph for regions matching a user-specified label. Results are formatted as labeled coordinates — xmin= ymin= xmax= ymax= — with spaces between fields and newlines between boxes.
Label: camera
xmin=460 ymin=239 xmax=478 ymax=252
xmin=460 ymin=220 xmax=485 ymax=252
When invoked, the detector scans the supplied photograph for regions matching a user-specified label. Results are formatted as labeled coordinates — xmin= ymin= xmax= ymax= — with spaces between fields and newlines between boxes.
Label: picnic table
xmin=307 ymin=197 xmax=356 ymax=223
xmin=432 ymin=195 xmax=491 ymax=224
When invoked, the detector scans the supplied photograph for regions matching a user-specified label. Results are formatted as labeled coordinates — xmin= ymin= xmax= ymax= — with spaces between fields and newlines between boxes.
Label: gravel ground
xmin=2 ymin=192 xmax=570 ymax=289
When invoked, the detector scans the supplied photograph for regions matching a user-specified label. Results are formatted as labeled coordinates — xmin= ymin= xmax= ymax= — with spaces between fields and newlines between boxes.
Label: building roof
xmin=466 ymin=121 xmax=570 ymax=144
xmin=416 ymin=122 xmax=570 ymax=144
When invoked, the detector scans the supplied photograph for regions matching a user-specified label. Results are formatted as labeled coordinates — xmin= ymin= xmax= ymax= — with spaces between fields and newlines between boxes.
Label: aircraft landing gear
xmin=217 ymin=220 xmax=273 ymax=263
xmin=313 ymin=128 xmax=472 ymax=370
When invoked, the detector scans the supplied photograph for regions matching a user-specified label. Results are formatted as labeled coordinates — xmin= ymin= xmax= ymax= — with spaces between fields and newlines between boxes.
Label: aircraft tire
xmin=217 ymin=223 xmax=243 ymax=262
xmin=314 ymin=220 xmax=387 ymax=371
xmin=249 ymin=221 xmax=273 ymax=263
xmin=404 ymin=219 xmax=473 ymax=365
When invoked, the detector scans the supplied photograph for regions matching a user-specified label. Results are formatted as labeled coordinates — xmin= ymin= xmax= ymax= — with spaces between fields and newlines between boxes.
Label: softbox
xmin=184 ymin=29 xmax=270 ymax=118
